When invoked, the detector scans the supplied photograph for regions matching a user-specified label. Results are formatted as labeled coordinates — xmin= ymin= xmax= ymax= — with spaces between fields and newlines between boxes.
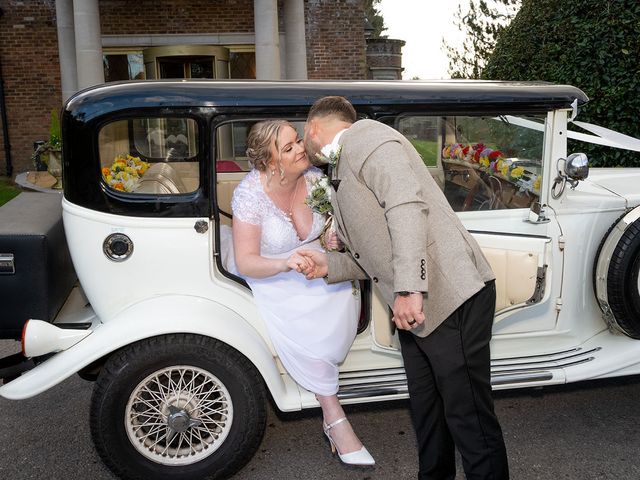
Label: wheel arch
xmin=594 ymin=205 xmax=640 ymax=338
xmin=0 ymin=295 xmax=299 ymax=410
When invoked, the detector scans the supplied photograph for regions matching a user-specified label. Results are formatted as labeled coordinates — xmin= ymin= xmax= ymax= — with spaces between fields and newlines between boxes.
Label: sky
xmin=378 ymin=1 xmax=466 ymax=80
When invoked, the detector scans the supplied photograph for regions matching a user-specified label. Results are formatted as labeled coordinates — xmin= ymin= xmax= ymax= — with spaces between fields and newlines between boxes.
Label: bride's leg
xmin=316 ymin=394 xmax=364 ymax=454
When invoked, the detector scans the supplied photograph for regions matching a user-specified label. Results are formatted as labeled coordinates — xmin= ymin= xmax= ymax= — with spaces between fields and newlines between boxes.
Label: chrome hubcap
xmin=125 ymin=365 xmax=233 ymax=465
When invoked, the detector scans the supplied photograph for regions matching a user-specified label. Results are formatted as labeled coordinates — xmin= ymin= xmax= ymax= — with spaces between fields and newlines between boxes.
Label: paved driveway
xmin=1 ymin=338 xmax=639 ymax=479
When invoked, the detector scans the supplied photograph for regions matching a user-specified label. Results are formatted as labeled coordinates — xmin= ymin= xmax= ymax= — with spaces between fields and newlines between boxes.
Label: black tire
xmin=600 ymin=216 xmax=640 ymax=338
xmin=90 ymin=334 xmax=267 ymax=480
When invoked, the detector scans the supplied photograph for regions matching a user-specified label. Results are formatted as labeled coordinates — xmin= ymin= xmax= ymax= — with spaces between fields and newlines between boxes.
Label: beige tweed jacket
xmin=326 ymin=119 xmax=495 ymax=338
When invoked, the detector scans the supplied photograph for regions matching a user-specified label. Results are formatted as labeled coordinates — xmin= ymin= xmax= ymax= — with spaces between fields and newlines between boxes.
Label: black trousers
xmin=398 ymin=281 xmax=509 ymax=480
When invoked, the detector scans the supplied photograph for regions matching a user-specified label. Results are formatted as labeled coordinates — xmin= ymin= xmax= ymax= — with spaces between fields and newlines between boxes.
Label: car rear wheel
xmin=90 ymin=334 xmax=266 ymax=480
xmin=594 ymin=210 xmax=640 ymax=338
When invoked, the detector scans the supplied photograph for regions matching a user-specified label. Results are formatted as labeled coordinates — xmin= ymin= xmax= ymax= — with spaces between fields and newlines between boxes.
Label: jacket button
xmin=354 ymin=253 xmax=360 ymax=259
xmin=373 ymin=277 xmax=378 ymax=283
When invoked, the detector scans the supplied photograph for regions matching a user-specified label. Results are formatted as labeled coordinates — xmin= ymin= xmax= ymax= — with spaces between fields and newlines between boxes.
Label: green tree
xmin=364 ymin=0 xmax=387 ymax=38
xmin=483 ymin=0 xmax=640 ymax=167
xmin=444 ymin=0 xmax=521 ymax=79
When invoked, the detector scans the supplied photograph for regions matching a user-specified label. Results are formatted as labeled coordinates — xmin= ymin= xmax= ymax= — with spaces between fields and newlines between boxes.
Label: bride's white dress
xmin=231 ymin=167 xmax=360 ymax=396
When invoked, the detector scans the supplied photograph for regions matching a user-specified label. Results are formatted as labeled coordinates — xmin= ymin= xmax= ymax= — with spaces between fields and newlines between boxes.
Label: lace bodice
xmin=231 ymin=167 xmax=327 ymax=255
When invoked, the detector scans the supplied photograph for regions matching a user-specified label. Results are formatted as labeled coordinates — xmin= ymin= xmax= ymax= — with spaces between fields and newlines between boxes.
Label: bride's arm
xmin=233 ymin=218 xmax=305 ymax=278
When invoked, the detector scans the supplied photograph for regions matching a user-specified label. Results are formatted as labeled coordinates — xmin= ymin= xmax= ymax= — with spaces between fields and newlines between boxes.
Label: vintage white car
xmin=1 ymin=80 xmax=639 ymax=480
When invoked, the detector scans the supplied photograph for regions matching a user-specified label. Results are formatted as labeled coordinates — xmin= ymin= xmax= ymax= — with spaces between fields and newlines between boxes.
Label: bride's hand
xmin=297 ymin=250 xmax=328 ymax=279
xmin=285 ymin=252 xmax=312 ymax=273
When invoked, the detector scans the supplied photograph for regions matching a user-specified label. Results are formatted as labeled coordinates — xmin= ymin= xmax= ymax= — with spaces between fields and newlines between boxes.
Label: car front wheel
xmin=90 ymin=334 xmax=266 ymax=480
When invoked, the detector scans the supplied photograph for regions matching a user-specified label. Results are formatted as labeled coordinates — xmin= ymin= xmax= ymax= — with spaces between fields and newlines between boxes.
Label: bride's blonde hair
xmin=246 ymin=120 xmax=294 ymax=182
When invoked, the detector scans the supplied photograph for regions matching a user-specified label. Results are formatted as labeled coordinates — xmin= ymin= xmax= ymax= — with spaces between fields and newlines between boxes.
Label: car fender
xmin=0 ymin=295 xmax=300 ymax=410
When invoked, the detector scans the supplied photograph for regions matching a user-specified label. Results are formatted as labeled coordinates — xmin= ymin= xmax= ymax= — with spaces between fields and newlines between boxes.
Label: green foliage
xmin=0 ymin=177 xmax=21 ymax=207
xmin=483 ymin=0 xmax=640 ymax=167
xmin=444 ymin=0 xmax=521 ymax=79
xmin=31 ymin=109 xmax=63 ymax=169
xmin=364 ymin=0 xmax=387 ymax=38
xmin=49 ymin=109 xmax=61 ymax=149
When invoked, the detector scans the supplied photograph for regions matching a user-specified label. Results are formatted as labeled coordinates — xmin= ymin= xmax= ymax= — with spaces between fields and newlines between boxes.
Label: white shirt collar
xmin=320 ymin=129 xmax=348 ymax=158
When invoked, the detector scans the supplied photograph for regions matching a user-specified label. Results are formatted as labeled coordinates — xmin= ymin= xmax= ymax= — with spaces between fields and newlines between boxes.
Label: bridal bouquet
xmin=102 ymin=154 xmax=150 ymax=192
xmin=305 ymin=176 xmax=338 ymax=250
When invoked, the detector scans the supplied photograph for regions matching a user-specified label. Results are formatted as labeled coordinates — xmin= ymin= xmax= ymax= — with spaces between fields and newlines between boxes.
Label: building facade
xmin=1 ymin=0 xmax=398 ymax=176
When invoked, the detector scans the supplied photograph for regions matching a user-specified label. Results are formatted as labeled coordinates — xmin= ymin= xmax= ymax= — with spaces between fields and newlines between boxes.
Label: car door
xmin=370 ymin=111 xmax=562 ymax=357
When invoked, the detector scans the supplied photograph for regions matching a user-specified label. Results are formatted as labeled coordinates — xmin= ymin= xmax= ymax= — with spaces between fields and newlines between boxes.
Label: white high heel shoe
xmin=323 ymin=417 xmax=375 ymax=466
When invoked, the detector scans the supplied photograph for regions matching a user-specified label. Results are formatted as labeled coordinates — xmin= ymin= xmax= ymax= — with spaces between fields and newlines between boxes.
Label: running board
xmin=337 ymin=347 xmax=599 ymax=400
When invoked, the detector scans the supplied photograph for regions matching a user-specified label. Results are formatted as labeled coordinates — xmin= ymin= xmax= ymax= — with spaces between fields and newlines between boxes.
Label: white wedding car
xmin=1 ymin=80 xmax=640 ymax=479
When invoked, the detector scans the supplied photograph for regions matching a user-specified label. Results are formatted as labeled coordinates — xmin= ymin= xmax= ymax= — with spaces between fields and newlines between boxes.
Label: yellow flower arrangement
xmin=533 ymin=175 xmax=542 ymax=191
xmin=102 ymin=154 xmax=150 ymax=192
xmin=510 ymin=166 xmax=525 ymax=179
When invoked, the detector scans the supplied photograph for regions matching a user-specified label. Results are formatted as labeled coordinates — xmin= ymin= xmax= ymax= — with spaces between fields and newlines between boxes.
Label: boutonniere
xmin=315 ymin=144 xmax=342 ymax=167
xmin=304 ymin=176 xmax=333 ymax=215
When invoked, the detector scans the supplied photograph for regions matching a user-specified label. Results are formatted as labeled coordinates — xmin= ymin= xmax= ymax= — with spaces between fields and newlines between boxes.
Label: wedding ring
xmin=408 ymin=319 xmax=417 ymax=326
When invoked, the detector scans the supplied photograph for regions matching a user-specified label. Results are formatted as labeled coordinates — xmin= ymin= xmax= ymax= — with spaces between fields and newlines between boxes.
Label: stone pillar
xmin=56 ymin=0 xmax=78 ymax=102
xmin=73 ymin=0 xmax=104 ymax=89
xmin=366 ymin=38 xmax=406 ymax=80
xmin=283 ymin=0 xmax=307 ymax=79
xmin=253 ymin=0 xmax=281 ymax=80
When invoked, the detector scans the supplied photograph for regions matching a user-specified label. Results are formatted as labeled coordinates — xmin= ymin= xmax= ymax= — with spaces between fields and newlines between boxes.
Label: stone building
xmin=0 ymin=0 xmax=403 ymax=176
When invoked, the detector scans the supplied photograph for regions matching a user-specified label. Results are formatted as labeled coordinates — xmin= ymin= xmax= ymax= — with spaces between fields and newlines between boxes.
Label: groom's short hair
xmin=308 ymin=96 xmax=357 ymax=123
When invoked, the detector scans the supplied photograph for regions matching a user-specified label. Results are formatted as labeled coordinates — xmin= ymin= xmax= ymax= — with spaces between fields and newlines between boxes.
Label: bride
xmin=231 ymin=119 xmax=374 ymax=466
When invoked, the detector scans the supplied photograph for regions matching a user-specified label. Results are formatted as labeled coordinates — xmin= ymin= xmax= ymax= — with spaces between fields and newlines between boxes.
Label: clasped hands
xmin=286 ymin=250 xmax=328 ymax=280
xmin=285 ymin=248 xmax=425 ymax=331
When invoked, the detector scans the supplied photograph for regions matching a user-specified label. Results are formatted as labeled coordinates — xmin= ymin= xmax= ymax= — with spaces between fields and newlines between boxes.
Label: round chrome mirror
xmin=565 ymin=152 xmax=589 ymax=181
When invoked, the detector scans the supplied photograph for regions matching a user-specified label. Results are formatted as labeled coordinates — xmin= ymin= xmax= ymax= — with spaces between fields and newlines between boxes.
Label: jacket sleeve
xmin=326 ymin=250 xmax=368 ymax=283
xmin=359 ymin=139 xmax=430 ymax=294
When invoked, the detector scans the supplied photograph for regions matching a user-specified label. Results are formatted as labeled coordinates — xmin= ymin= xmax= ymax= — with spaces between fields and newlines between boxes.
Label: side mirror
xmin=565 ymin=152 xmax=589 ymax=181
xmin=551 ymin=153 xmax=589 ymax=199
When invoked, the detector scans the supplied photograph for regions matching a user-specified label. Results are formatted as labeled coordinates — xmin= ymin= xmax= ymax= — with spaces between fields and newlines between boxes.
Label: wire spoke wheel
xmin=125 ymin=366 xmax=233 ymax=465
xmin=91 ymin=335 xmax=266 ymax=480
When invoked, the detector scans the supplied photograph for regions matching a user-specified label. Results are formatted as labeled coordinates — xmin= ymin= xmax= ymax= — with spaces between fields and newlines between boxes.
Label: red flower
xmin=489 ymin=150 xmax=503 ymax=160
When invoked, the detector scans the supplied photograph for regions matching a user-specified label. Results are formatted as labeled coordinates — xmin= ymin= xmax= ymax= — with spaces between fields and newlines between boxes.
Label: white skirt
xmin=244 ymin=241 xmax=360 ymax=396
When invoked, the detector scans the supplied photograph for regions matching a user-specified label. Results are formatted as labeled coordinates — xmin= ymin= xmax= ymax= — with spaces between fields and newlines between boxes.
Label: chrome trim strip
xmin=491 ymin=371 xmax=553 ymax=386
xmin=491 ymin=347 xmax=596 ymax=365
xmin=336 ymin=349 xmax=600 ymax=400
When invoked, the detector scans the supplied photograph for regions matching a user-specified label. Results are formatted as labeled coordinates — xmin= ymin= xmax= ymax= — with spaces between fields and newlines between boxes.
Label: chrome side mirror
xmin=565 ymin=153 xmax=589 ymax=181
xmin=551 ymin=153 xmax=589 ymax=199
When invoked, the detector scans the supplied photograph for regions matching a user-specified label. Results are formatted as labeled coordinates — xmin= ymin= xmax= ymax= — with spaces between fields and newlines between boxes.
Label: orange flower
xmin=101 ymin=167 xmax=110 ymax=177
xmin=114 ymin=183 xmax=125 ymax=191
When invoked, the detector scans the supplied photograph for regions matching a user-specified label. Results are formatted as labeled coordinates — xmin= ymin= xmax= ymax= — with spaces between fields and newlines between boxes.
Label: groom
xmin=299 ymin=96 xmax=509 ymax=479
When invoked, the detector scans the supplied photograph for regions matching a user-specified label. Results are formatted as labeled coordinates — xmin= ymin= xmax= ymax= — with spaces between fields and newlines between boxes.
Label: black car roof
xmin=65 ymin=79 xmax=589 ymax=120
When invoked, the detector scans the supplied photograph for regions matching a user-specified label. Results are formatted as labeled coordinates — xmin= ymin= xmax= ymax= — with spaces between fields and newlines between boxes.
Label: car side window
xmin=214 ymin=120 xmax=307 ymax=173
xmin=389 ymin=114 xmax=545 ymax=212
xmin=98 ymin=117 xmax=199 ymax=194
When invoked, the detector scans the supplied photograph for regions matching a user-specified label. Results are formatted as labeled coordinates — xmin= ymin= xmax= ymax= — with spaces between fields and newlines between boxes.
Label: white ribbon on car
xmin=500 ymin=115 xmax=640 ymax=153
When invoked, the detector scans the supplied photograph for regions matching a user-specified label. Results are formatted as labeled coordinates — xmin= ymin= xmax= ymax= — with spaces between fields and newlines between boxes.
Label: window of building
xmin=229 ymin=51 xmax=256 ymax=79
xmin=103 ymin=51 xmax=145 ymax=81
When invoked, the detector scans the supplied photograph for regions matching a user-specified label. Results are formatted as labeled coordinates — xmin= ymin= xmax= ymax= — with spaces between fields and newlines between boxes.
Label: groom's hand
xmin=392 ymin=293 xmax=425 ymax=330
xmin=296 ymin=250 xmax=328 ymax=279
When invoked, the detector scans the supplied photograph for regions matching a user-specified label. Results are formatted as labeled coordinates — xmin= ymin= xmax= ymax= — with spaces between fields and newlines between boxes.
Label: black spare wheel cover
xmin=594 ymin=208 xmax=640 ymax=338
